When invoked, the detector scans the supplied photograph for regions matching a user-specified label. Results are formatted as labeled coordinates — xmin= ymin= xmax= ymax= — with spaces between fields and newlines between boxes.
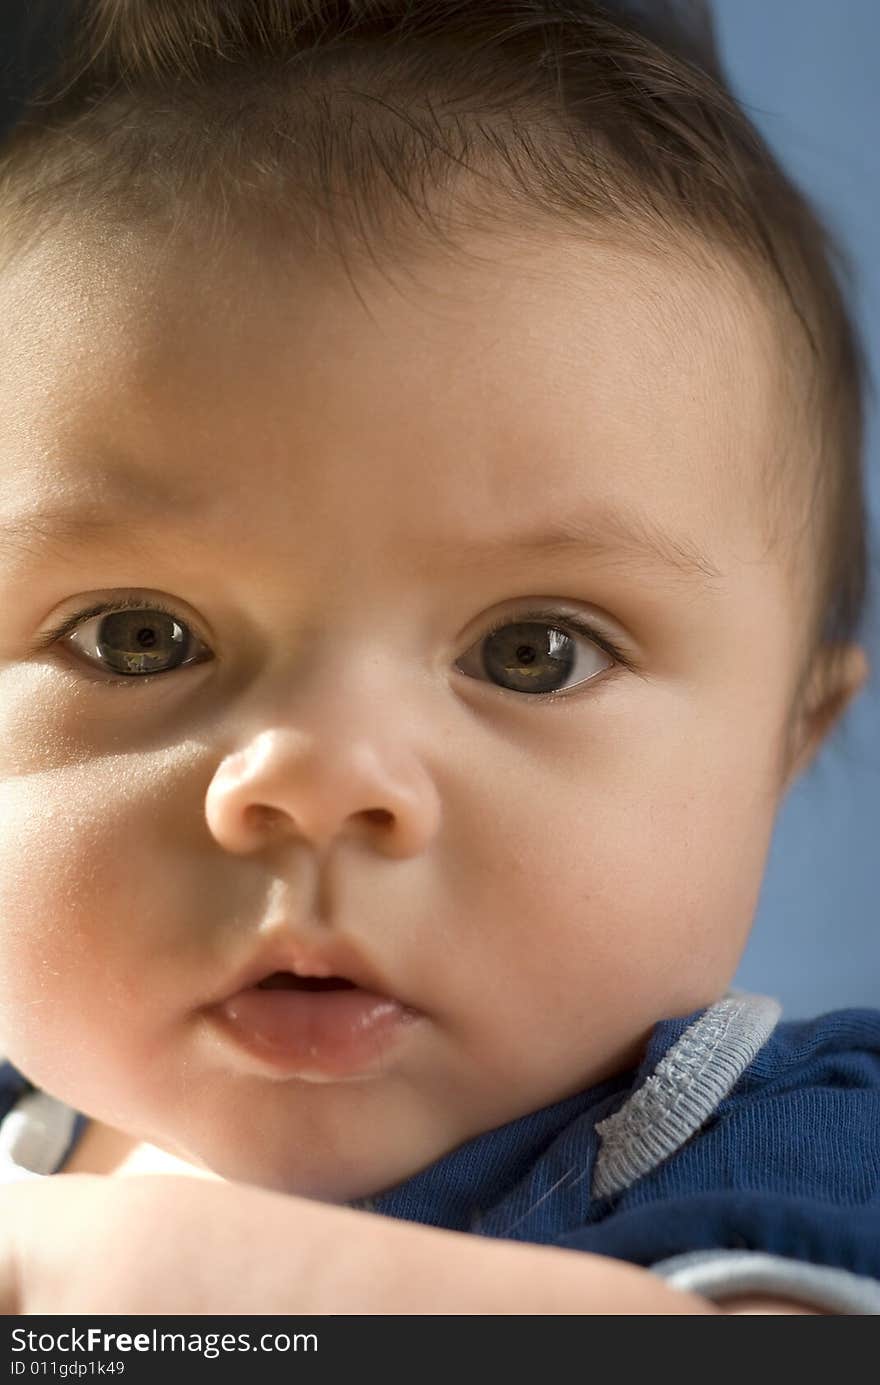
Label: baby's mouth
xmin=207 ymin=964 xmax=419 ymax=1078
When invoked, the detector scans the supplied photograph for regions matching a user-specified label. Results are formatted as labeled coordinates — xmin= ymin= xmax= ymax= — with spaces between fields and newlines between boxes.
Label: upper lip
xmin=208 ymin=931 xmax=401 ymax=1007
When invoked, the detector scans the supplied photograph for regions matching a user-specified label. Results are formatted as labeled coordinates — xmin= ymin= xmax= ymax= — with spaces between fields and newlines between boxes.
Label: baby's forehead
xmin=401 ymin=227 xmax=788 ymax=539
xmin=0 ymin=220 xmax=787 ymax=563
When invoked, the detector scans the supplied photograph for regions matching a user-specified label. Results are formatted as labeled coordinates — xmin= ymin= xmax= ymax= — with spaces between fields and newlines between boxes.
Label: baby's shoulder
xmin=593 ymin=996 xmax=880 ymax=1207
xmin=731 ymin=1004 xmax=880 ymax=1092
xmin=704 ymin=1003 xmax=880 ymax=1170
xmin=553 ymin=997 xmax=880 ymax=1312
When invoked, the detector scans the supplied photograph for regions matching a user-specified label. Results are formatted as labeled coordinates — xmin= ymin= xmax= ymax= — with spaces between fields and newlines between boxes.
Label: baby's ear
xmin=782 ymin=643 xmax=870 ymax=789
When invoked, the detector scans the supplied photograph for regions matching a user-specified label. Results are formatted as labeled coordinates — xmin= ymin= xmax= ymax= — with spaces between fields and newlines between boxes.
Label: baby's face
xmin=0 ymin=222 xmax=831 ymax=1199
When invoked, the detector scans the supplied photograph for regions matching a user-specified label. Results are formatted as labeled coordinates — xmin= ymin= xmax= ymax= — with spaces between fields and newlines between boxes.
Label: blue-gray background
xmin=712 ymin=0 xmax=880 ymax=1015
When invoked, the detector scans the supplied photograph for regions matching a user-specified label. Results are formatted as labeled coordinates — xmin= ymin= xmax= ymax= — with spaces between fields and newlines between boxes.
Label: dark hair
xmin=1 ymin=0 xmax=874 ymax=782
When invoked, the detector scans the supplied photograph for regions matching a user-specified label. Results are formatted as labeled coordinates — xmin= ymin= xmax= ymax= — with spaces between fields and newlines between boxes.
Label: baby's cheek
xmin=0 ymin=889 xmax=154 ymax=1121
xmin=0 ymin=775 xmax=124 ymax=1067
xmin=0 ymin=667 xmax=100 ymax=773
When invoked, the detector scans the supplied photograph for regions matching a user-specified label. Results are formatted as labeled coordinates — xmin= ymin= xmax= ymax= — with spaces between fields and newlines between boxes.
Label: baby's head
xmin=0 ymin=0 xmax=871 ymax=1201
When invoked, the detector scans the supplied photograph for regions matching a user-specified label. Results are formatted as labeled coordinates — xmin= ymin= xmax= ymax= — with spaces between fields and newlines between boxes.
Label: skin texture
xmin=0 ymin=220 xmax=869 ymax=1230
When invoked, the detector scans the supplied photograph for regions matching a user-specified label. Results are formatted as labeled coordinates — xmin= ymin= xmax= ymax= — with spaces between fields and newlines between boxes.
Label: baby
xmin=0 ymin=0 xmax=877 ymax=1316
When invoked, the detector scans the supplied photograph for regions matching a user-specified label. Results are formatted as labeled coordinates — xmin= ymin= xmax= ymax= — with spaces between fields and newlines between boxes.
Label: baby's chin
xmin=164 ymin=1128 xmax=441 ymax=1204
xmin=11 ymin=1055 xmax=472 ymax=1202
xmin=63 ymin=1114 xmax=385 ymax=1200
xmin=113 ymin=1086 xmax=465 ymax=1204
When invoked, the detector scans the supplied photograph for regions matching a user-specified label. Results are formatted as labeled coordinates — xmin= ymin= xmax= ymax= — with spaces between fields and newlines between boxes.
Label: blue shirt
xmin=3 ymin=989 xmax=879 ymax=1311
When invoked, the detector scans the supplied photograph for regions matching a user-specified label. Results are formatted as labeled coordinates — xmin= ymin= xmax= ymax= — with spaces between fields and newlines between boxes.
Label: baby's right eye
xmin=59 ymin=601 xmax=211 ymax=682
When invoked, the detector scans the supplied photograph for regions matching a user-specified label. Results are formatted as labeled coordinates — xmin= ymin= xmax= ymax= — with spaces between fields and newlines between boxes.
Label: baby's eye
xmin=62 ymin=603 xmax=210 ymax=680
xmin=51 ymin=601 xmax=625 ymax=697
xmin=455 ymin=613 xmax=619 ymax=699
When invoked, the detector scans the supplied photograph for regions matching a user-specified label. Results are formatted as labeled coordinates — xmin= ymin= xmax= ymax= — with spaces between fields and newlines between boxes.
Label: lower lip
xmin=208 ymin=984 xmax=419 ymax=1079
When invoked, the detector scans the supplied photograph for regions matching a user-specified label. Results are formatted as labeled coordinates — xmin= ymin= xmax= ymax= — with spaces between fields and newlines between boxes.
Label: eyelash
xmin=37 ymin=597 xmax=634 ymax=697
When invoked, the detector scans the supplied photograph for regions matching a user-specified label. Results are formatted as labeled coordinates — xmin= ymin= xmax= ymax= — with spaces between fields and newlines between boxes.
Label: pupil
xmin=516 ymin=644 xmax=536 ymax=665
xmin=136 ymin=627 xmax=158 ymax=648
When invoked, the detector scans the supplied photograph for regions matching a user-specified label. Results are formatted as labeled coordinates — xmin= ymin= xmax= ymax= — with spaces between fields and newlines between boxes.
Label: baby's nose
xmin=203 ymin=727 xmax=441 ymax=860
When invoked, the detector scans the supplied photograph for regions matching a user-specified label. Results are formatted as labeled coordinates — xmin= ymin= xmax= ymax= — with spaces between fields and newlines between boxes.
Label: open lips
xmin=209 ymin=958 xmax=420 ymax=1076
xmin=256 ymin=971 xmax=358 ymax=991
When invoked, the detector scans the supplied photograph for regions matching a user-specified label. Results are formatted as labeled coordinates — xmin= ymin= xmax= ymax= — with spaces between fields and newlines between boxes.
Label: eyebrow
xmin=0 ymin=480 xmax=723 ymax=589
xmin=417 ymin=505 xmax=724 ymax=589
xmin=0 ymin=469 xmax=203 ymax=562
xmin=0 ymin=504 xmax=158 ymax=556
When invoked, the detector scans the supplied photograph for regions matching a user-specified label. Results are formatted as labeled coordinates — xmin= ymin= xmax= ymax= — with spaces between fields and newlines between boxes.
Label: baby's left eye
xmin=455 ymin=616 xmax=617 ymax=699
xmin=64 ymin=606 xmax=210 ymax=679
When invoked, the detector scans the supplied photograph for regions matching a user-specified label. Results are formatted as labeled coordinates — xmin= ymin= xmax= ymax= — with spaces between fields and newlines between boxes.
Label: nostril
xmin=249 ymin=805 xmax=285 ymax=830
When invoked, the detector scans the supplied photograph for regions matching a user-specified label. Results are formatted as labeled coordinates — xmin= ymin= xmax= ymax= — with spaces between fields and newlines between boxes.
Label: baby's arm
xmin=1 ymin=1173 xmax=726 ymax=1315
xmin=0 ymin=1173 xmax=827 ymax=1313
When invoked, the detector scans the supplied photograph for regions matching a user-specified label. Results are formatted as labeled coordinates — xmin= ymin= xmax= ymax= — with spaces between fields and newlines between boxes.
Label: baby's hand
xmin=0 ymin=1172 xmax=325 ymax=1315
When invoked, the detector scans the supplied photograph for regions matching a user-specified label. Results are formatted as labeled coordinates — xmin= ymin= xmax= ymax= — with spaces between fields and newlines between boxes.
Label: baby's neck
xmin=62 ymin=1118 xmax=222 ymax=1180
